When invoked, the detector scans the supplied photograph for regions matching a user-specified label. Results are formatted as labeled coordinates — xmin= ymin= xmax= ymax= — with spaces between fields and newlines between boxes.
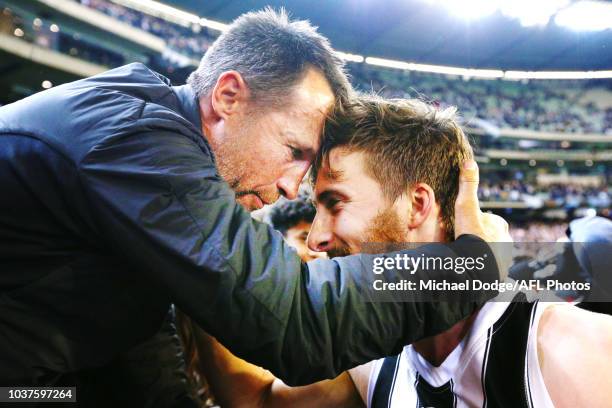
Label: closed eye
xmin=289 ymin=145 xmax=304 ymax=160
xmin=326 ymin=198 xmax=342 ymax=213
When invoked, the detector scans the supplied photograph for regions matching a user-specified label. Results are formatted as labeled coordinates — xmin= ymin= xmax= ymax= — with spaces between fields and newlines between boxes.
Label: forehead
xmin=291 ymin=67 xmax=335 ymax=112
xmin=286 ymin=220 xmax=312 ymax=235
xmin=314 ymin=148 xmax=384 ymax=199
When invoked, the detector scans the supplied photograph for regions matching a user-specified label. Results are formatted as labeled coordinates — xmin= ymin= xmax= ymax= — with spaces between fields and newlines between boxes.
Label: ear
xmin=406 ymin=183 xmax=435 ymax=229
xmin=210 ymin=71 xmax=250 ymax=120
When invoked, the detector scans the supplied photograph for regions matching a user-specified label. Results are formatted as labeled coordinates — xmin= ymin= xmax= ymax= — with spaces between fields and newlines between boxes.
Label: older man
xmin=0 ymin=8 xmax=503 ymax=395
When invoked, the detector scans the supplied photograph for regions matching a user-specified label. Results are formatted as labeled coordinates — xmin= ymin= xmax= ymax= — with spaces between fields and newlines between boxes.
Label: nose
xmin=277 ymin=162 xmax=310 ymax=200
xmin=307 ymin=213 xmax=335 ymax=253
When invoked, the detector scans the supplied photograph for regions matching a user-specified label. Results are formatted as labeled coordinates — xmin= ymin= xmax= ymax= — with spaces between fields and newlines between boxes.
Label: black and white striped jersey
xmin=367 ymin=294 xmax=555 ymax=408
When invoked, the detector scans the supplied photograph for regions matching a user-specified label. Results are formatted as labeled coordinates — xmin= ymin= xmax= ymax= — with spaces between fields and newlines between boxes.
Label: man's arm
xmin=79 ymin=128 xmax=500 ymax=385
xmin=192 ymin=327 xmax=363 ymax=408
xmin=538 ymin=305 xmax=612 ymax=407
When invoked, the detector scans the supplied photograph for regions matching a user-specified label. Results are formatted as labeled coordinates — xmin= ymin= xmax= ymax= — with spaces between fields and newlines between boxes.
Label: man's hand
xmin=455 ymin=160 xmax=513 ymax=278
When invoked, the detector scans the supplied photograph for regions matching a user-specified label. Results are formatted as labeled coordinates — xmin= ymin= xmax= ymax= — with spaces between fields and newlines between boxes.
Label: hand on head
xmin=455 ymin=160 xmax=513 ymax=279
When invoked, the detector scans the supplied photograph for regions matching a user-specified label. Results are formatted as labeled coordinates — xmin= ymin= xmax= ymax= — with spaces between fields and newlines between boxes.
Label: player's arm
xmin=81 ymin=132 xmax=501 ymax=385
xmin=538 ymin=305 xmax=612 ymax=407
xmin=192 ymin=326 xmax=363 ymax=407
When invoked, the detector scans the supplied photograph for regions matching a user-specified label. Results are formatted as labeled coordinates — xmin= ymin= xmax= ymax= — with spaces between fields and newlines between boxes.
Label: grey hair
xmin=187 ymin=7 xmax=352 ymax=107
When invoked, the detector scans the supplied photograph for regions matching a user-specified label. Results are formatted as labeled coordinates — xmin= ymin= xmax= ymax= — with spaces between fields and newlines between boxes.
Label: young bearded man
xmin=192 ymin=96 xmax=612 ymax=407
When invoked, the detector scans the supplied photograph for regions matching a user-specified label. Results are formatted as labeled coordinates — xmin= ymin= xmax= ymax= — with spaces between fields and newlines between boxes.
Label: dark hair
xmin=187 ymin=8 xmax=351 ymax=107
xmin=269 ymin=194 xmax=316 ymax=235
xmin=312 ymin=95 xmax=474 ymax=239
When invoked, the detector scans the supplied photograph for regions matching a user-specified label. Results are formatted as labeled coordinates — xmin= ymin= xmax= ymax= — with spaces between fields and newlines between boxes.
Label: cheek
xmin=334 ymin=213 xmax=368 ymax=247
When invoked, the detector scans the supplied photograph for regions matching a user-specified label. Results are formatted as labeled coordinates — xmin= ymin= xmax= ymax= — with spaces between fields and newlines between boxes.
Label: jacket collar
xmin=172 ymin=84 xmax=202 ymax=132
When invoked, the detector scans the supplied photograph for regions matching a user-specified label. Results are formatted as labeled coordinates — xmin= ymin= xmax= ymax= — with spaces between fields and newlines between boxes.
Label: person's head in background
xmin=308 ymin=95 xmax=473 ymax=257
xmin=188 ymin=8 xmax=352 ymax=212
xmin=270 ymin=193 xmax=327 ymax=262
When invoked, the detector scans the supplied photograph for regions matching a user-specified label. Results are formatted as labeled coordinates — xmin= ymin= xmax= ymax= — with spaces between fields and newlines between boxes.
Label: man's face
xmin=284 ymin=220 xmax=327 ymax=262
xmin=214 ymin=68 xmax=335 ymax=212
xmin=308 ymin=148 xmax=410 ymax=257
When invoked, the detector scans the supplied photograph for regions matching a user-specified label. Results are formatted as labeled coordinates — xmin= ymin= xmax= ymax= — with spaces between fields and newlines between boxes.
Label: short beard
xmin=365 ymin=207 xmax=409 ymax=244
xmin=327 ymin=207 xmax=408 ymax=257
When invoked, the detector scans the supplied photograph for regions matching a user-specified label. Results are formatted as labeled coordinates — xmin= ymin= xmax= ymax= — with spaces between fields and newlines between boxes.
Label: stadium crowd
xmin=5 ymin=0 xmax=610 ymax=135
xmin=1 ymin=0 xmax=610 ymax=228
xmin=478 ymin=179 xmax=611 ymax=208
xmin=73 ymin=0 xmax=612 ymax=136
xmin=77 ymin=0 xmax=213 ymax=58
xmin=349 ymin=66 xmax=612 ymax=135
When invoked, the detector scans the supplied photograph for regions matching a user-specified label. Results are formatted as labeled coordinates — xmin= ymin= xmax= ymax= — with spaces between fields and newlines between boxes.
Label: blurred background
xmin=1 ymin=0 xmax=610 ymax=242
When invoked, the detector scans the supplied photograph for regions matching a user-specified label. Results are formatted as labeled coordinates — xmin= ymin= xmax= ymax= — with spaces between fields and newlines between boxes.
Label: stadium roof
xmin=165 ymin=0 xmax=612 ymax=71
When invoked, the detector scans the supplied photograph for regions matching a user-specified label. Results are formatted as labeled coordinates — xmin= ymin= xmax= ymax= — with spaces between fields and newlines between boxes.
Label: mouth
xmin=236 ymin=190 xmax=272 ymax=211
xmin=253 ymin=194 xmax=264 ymax=209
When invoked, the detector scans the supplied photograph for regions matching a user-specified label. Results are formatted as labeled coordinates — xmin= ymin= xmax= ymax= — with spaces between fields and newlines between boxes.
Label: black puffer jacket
xmin=0 ymin=63 xmax=498 ymax=389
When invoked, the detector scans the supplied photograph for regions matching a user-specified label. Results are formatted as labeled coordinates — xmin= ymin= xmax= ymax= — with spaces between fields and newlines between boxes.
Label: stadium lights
xmin=110 ymin=0 xmax=199 ymax=27
xmin=504 ymin=70 xmax=612 ymax=80
xmin=554 ymin=1 xmax=612 ymax=31
xmin=365 ymin=57 xmax=504 ymax=79
xmin=335 ymin=51 xmax=364 ymax=63
xmin=362 ymin=60 xmax=612 ymax=80
xmin=409 ymin=63 xmax=503 ymax=78
xmin=365 ymin=57 xmax=411 ymax=70
xmin=199 ymin=18 xmax=228 ymax=32
xmin=111 ymin=0 xmax=612 ymax=80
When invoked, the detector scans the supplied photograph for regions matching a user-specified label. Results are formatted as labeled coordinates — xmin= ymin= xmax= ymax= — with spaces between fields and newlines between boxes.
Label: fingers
xmin=454 ymin=160 xmax=482 ymax=239
xmin=482 ymin=213 xmax=510 ymax=239
xmin=456 ymin=160 xmax=479 ymax=207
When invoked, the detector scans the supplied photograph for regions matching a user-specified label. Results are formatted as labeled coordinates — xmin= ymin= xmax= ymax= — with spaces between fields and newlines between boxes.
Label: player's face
xmin=308 ymin=149 xmax=410 ymax=257
xmin=215 ymin=68 xmax=334 ymax=211
xmin=284 ymin=220 xmax=327 ymax=262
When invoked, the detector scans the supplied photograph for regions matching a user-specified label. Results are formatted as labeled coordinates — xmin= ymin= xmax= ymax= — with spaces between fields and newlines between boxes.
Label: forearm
xmin=266 ymin=373 xmax=363 ymax=408
xmin=193 ymin=327 xmax=276 ymax=408
xmin=192 ymin=326 xmax=362 ymax=408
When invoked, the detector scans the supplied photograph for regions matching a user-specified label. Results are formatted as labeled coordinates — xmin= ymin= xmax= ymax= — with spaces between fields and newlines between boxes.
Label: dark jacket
xmin=0 ymin=63 xmax=498 ymax=387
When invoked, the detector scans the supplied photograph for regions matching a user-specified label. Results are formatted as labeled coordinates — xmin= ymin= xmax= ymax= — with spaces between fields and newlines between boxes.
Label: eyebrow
xmin=325 ymin=167 xmax=344 ymax=182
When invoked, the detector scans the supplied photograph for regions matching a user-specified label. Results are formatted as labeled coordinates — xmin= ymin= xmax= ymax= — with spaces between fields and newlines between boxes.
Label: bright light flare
xmin=555 ymin=1 xmax=612 ymax=31
xmin=501 ymin=0 xmax=569 ymax=27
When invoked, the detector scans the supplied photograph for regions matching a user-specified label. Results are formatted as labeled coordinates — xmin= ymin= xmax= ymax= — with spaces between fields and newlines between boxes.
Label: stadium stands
xmin=1 ymin=0 xmax=610 ymax=226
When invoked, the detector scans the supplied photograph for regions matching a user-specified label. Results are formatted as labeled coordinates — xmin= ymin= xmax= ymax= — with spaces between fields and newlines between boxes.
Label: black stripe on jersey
xmin=450 ymin=379 xmax=457 ymax=408
xmin=414 ymin=373 xmax=455 ymax=408
xmin=414 ymin=374 xmax=419 ymax=408
xmin=481 ymin=326 xmax=493 ymax=408
xmin=371 ymin=355 xmax=400 ymax=408
xmin=483 ymin=293 xmax=536 ymax=408
xmin=525 ymin=300 xmax=539 ymax=408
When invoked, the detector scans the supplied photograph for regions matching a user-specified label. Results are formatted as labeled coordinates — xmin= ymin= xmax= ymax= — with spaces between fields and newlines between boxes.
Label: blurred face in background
xmin=284 ymin=220 xmax=327 ymax=262
xmin=203 ymin=67 xmax=335 ymax=211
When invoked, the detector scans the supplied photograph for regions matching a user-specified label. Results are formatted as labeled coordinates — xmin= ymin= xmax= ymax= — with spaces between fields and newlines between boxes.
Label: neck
xmin=412 ymin=308 xmax=479 ymax=367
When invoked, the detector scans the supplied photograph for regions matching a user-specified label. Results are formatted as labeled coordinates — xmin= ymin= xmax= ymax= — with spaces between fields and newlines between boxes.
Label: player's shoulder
xmin=539 ymin=303 xmax=612 ymax=344
xmin=537 ymin=304 xmax=612 ymax=407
